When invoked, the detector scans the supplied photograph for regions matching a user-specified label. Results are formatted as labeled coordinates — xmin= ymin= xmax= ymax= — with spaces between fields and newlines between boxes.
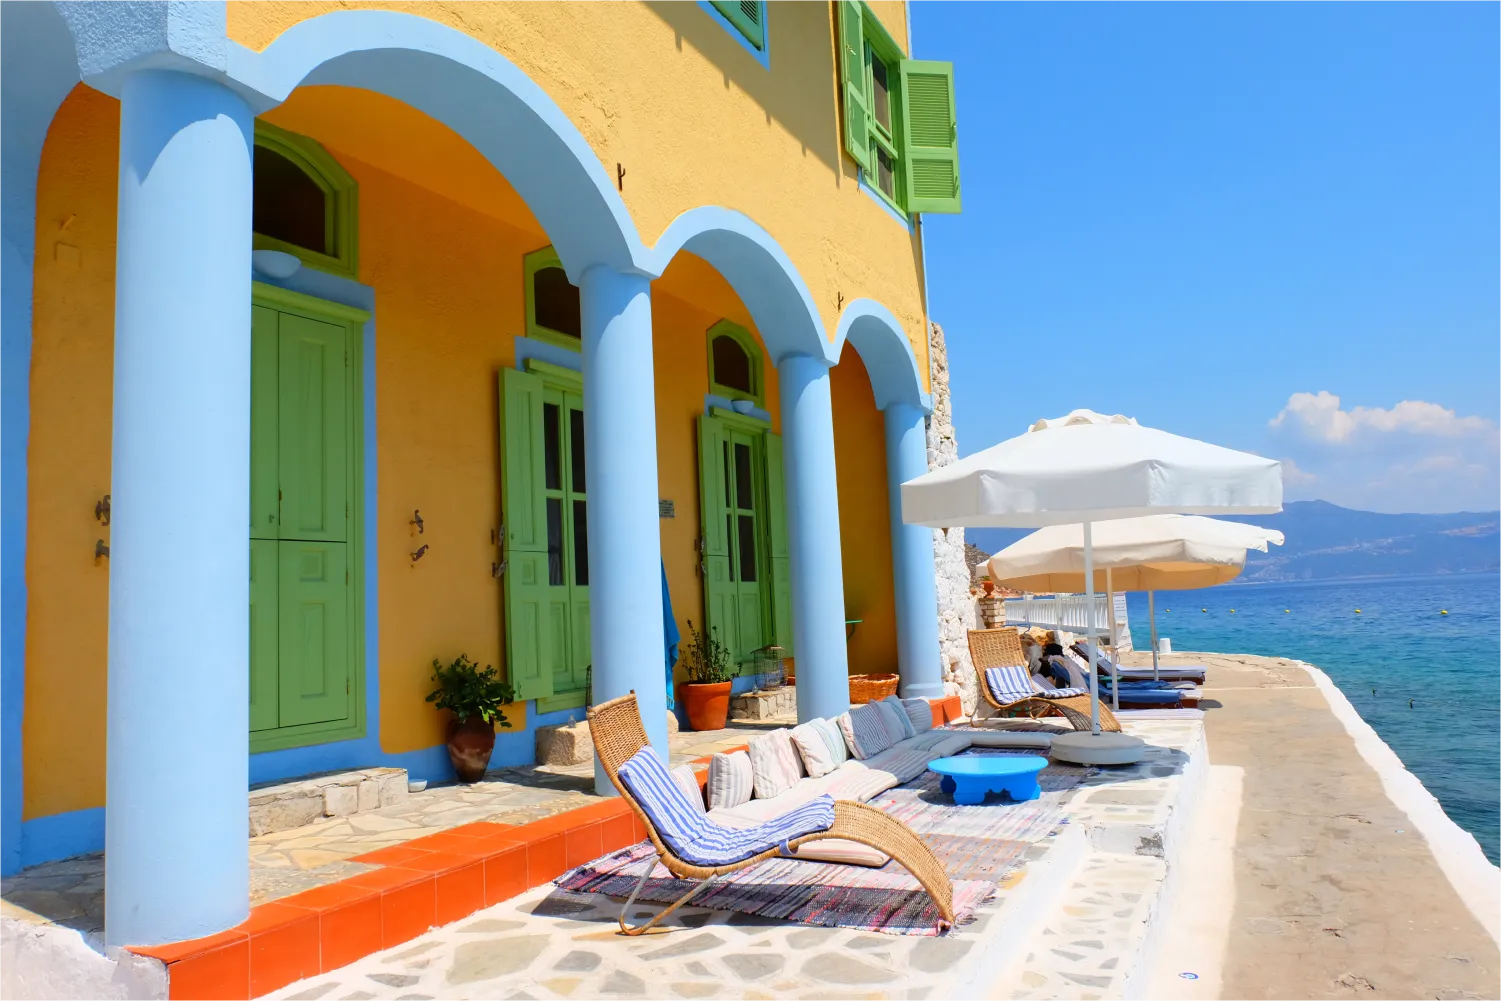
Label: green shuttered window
xmin=710 ymin=0 xmax=767 ymax=52
xmin=837 ymin=1 xmax=962 ymax=216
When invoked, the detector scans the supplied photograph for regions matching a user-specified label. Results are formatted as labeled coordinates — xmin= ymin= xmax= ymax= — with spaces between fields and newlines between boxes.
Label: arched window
xmin=524 ymin=246 xmax=582 ymax=347
xmin=252 ymin=121 xmax=358 ymax=279
xmin=707 ymin=320 xmax=763 ymax=406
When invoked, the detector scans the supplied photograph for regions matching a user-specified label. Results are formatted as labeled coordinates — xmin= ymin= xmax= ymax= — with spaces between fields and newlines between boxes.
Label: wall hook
xmin=411 ymin=544 xmax=429 ymax=565
xmin=492 ymin=560 xmax=507 ymax=579
xmin=837 ymin=291 xmax=844 ymax=312
xmin=617 ymin=162 xmax=626 ymax=191
xmin=411 ymin=510 xmax=424 ymax=534
xmin=94 ymin=539 xmax=110 ymax=562
xmin=95 ymin=494 xmax=111 ymax=526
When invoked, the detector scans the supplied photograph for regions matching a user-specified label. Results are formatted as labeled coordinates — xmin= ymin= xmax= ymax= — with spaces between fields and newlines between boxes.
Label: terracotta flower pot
xmin=446 ymin=716 xmax=496 ymax=783
xmin=982 ymin=580 xmax=995 ymax=595
xmin=679 ymin=681 xmax=732 ymax=732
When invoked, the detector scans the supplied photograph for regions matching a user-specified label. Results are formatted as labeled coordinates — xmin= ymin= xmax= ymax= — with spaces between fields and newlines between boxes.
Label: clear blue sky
xmin=913 ymin=2 xmax=1499 ymax=513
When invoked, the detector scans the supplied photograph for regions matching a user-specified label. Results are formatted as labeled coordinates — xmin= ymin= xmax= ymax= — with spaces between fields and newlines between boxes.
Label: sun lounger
xmin=968 ymin=628 xmax=1121 ymax=732
xmin=1047 ymin=656 xmax=1188 ymax=708
xmin=1071 ymin=641 xmax=1207 ymax=684
xmin=588 ymin=692 xmax=957 ymax=935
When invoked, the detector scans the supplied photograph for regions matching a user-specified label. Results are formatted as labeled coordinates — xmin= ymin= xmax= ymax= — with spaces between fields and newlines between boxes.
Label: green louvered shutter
xmin=712 ymin=0 xmax=765 ymax=50
xmin=899 ymin=59 xmax=961 ymax=214
xmin=500 ymin=367 xmax=554 ymax=702
xmin=837 ymin=0 xmax=873 ymax=173
xmin=763 ymin=431 xmax=794 ymax=652
xmin=698 ymin=414 xmax=739 ymax=658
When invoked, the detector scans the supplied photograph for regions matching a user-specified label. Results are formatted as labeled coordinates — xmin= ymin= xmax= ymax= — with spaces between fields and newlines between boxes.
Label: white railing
xmin=1003 ymin=594 xmax=1132 ymax=650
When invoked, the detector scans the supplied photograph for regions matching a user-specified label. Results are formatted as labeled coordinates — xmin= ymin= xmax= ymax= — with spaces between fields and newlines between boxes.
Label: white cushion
xmin=810 ymin=717 xmax=849 ymax=766
xmin=790 ymin=722 xmax=838 ymax=778
xmin=747 ymin=729 xmax=803 ymax=800
xmin=706 ymin=749 xmax=754 ymax=811
xmin=669 ymin=764 xmax=706 ymax=814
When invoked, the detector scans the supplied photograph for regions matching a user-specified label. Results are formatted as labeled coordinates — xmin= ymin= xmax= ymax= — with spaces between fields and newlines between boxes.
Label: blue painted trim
xmin=514 ymin=334 xmax=582 ymax=373
xmin=1 ymin=0 xmax=84 ymax=879
xmin=696 ymin=0 xmax=771 ymax=71
xmin=857 ymin=169 xmax=915 ymax=232
xmin=703 ymin=393 xmax=772 ymax=425
xmin=650 ymin=207 xmax=833 ymax=367
xmin=20 ymin=808 xmax=104 ymax=870
xmin=833 ymin=299 xmax=932 ymax=414
xmin=221 ymin=10 xmax=654 ymax=285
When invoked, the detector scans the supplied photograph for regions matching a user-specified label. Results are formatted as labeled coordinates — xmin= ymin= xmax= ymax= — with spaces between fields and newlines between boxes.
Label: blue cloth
xmin=662 ymin=561 xmax=680 ymax=710
xmin=616 ymin=746 xmax=835 ymax=868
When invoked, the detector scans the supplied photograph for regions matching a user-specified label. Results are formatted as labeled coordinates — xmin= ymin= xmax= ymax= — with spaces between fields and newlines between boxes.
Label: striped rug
xmin=554 ymin=751 xmax=1090 ymax=935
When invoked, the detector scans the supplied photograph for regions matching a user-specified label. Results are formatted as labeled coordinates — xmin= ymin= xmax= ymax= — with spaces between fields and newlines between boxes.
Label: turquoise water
xmin=1124 ymin=572 xmax=1500 ymax=864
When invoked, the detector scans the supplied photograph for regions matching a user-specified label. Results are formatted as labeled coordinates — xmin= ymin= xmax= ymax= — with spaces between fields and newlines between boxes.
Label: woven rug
xmin=553 ymin=750 xmax=1090 ymax=935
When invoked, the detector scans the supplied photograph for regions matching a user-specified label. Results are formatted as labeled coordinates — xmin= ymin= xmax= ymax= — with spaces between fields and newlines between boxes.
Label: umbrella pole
xmin=1149 ymin=589 xmax=1160 ymax=682
xmin=1105 ymin=568 xmax=1119 ymax=713
xmin=1083 ymin=522 xmax=1099 ymax=736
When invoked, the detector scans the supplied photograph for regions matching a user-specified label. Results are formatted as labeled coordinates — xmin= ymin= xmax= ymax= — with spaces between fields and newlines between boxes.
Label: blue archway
xmin=833 ymin=298 xmax=932 ymax=413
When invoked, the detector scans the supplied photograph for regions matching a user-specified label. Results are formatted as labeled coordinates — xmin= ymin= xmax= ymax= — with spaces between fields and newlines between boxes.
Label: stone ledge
xmin=247 ymin=767 xmax=408 ymax=837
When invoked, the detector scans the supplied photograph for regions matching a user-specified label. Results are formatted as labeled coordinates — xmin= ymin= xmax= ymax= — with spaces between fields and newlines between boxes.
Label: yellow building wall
xmin=226 ymin=0 xmax=931 ymax=388
xmin=830 ymin=345 xmax=898 ymax=675
xmin=24 ymin=82 xmax=898 ymax=816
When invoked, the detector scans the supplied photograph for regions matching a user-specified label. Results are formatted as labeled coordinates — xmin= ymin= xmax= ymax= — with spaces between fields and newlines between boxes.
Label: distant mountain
xmin=963 ymin=500 xmax=1499 ymax=583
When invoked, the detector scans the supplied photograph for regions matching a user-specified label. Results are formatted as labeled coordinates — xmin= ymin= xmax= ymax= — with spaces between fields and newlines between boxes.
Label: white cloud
xmin=1267 ymin=392 xmax=1499 ymax=513
xmin=1269 ymin=390 xmax=1493 ymax=443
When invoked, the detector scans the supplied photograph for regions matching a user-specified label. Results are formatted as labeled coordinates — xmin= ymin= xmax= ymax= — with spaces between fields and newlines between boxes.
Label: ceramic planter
xmin=680 ymin=681 xmax=732 ymax=731
xmin=446 ymin=716 xmax=496 ymax=782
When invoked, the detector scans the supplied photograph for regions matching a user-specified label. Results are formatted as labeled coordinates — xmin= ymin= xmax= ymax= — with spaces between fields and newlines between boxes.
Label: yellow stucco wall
xmin=225 ymin=0 xmax=931 ymax=387
xmin=23 ymin=81 xmax=895 ymax=815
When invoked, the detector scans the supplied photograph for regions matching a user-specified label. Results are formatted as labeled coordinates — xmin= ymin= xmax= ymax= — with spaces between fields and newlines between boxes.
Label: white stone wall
xmin=926 ymin=322 xmax=979 ymax=716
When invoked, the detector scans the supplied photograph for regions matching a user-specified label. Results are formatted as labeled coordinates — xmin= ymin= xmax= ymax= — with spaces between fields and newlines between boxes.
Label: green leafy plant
xmin=425 ymin=654 xmax=516 ymax=726
xmin=680 ymin=619 xmax=734 ymax=685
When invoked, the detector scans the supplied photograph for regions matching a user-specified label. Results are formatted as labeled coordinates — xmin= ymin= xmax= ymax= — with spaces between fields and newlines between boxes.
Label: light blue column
xmin=777 ymin=354 xmax=850 ymax=723
xmin=884 ymin=403 xmax=943 ymax=699
xmin=580 ymin=266 xmax=667 ymax=793
xmin=106 ymin=70 xmax=253 ymax=947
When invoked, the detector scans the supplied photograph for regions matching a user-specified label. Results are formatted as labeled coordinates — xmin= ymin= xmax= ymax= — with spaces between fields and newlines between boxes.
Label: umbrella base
xmin=1050 ymin=731 xmax=1146 ymax=766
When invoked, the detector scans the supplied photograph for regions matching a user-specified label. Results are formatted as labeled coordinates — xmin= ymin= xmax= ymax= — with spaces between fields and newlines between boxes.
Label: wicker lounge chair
xmin=968 ymin=627 xmax=1121 ymax=732
xmin=588 ymin=692 xmax=957 ymax=935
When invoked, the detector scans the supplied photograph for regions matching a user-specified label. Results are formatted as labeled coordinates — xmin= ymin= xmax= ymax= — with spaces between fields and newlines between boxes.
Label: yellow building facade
xmin=3 ymin=0 xmax=960 ymax=943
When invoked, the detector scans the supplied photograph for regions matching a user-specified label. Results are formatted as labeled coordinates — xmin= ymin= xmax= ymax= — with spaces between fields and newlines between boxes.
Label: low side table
xmin=928 ymin=754 xmax=1048 ymax=805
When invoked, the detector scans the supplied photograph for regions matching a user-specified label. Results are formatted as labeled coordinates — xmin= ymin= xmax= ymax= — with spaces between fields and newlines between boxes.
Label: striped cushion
xmin=810 ymin=717 xmax=849 ymax=767
xmin=984 ymin=665 xmax=1037 ymax=703
xmin=706 ymin=750 xmax=754 ymax=811
xmin=875 ymin=697 xmax=915 ymax=742
xmin=789 ymin=722 xmax=838 ymax=778
xmin=748 ymin=729 xmax=803 ymax=799
xmin=839 ymin=704 xmax=893 ymax=760
xmin=900 ymin=698 xmax=934 ymax=735
xmin=617 ymin=746 xmax=835 ymax=868
xmin=1036 ymin=686 xmax=1087 ymax=699
xmin=670 ymin=764 xmax=706 ymax=814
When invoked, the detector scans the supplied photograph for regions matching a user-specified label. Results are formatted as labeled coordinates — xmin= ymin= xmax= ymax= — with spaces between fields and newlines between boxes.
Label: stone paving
xmin=0 ymin=720 xmax=777 ymax=939
xmin=264 ymin=716 xmax=1206 ymax=1001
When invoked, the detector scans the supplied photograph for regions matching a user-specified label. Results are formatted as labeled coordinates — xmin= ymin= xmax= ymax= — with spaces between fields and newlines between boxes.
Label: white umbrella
xmin=902 ymin=410 xmax=1282 ymax=765
xmin=986 ymin=514 xmax=1284 ymax=689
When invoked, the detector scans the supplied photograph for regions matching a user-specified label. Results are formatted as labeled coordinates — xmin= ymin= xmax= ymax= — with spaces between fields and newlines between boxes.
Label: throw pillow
xmin=839 ymin=704 xmax=893 ymax=760
xmin=669 ymin=764 xmax=706 ymax=814
xmin=747 ymin=729 xmax=804 ymax=799
xmin=877 ymin=696 xmax=916 ymax=741
xmin=811 ymin=716 xmax=849 ymax=767
xmin=790 ymin=722 xmax=838 ymax=778
xmin=706 ymin=749 xmax=754 ymax=811
xmin=899 ymin=697 xmax=934 ymax=734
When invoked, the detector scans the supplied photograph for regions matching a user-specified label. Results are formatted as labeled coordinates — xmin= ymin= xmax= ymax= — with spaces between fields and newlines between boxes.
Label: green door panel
xmin=501 ymin=367 xmax=548 ymax=554
xmin=504 ymin=552 xmax=555 ymax=703
xmin=249 ymin=540 xmax=280 ymax=731
xmin=763 ymin=431 xmax=794 ymax=651
xmin=278 ymin=312 xmax=348 ymax=543
xmin=697 ymin=414 xmax=738 ymax=657
xmin=250 ymin=306 xmax=280 ymax=539
xmin=501 ymin=367 xmax=554 ymax=702
xmin=277 ymin=541 xmax=350 ymax=727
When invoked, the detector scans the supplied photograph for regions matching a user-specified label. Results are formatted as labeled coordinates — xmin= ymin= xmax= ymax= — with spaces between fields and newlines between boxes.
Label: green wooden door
xmin=725 ymin=429 xmax=766 ymax=667
xmin=541 ymin=387 xmax=590 ymax=698
xmin=249 ymin=292 xmax=357 ymax=739
xmin=698 ymin=415 xmax=739 ymax=659
xmin=277 ymin=541 xmax=350 ymax=726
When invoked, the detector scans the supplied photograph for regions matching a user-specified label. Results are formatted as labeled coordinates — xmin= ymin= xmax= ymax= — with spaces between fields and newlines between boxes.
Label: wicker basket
xmin=848 ymin=673 xmax=899 ymax=704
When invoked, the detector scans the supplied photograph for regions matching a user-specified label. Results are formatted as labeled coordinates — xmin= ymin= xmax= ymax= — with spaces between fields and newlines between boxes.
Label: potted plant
xmin=981 ymin=576 xmax=996 ymax=596
xmin=677 ymin=620 xmax=734 ymax=731
xmin=426 ymin=654 xmax=516 ymax=782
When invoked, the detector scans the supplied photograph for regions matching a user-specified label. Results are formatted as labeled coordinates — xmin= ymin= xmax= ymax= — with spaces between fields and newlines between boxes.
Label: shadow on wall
xmin=643 ymin=1 xmax=848 ymax=175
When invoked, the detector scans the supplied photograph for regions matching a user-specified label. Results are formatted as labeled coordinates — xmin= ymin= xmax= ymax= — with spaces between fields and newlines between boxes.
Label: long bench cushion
xmin=707 ymin=776 xmax=886 ymax=866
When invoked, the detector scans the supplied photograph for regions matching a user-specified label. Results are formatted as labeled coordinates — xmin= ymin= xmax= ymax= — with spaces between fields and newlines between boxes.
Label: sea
xmin=1122 ymin=572 xmax=1500 ymax=865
